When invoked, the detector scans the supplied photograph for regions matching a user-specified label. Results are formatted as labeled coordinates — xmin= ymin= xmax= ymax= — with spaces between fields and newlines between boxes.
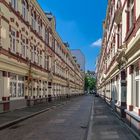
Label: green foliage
xmin=84 ymin=75 xmax=96 ymax=91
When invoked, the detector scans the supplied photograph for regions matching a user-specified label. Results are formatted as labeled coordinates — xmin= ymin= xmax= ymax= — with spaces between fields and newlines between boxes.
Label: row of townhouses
xmin=97 ymin=0 xmax=140 ymax=134
xmin=0 ymin=0 xmax=84 ymax=112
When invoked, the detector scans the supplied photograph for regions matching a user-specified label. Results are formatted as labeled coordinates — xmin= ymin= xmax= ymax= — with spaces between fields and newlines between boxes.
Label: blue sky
xmin=37 ymin=0 xmax=107 ymax=71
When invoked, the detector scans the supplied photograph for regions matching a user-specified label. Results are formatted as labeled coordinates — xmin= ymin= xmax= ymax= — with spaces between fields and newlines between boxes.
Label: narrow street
xmin=0 ymin=96 xmax=137 ymax=140
xmin=0 ymin=96 xmax=92 ymax=140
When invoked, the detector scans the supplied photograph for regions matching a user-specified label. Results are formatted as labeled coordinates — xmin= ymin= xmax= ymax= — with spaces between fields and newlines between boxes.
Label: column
xmin=2 ymin=71 xmax=10 ymax=111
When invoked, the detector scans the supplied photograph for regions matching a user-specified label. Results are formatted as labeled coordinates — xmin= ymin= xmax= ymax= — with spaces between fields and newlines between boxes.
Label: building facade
xmin=97 ymin=0 xmax=140 ymax=133
xmin=0 ymin=0 xmax=84 ymax=112
xmin=71 ymin=49 xmax=85 ymax=72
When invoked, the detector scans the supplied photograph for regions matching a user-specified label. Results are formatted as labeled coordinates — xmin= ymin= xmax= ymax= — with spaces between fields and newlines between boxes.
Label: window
xmin=10 ymin=74 xmax=24 ymax=98
xmin=22 ymin=0 xmax=28 ymax=20
xmin=21 ymin=36 xmax=27 ymax=58
xmin=11 ymin=0 xmax=17 ymax=10
xmin=31 ymin=12 xmax=36 ymax=30
xmin=37 ymin=51 xmax=40 ymax=65
xmin=131 ymin=62 xmax=140 ymax=107
xmin=18 ymin=76 xmax=24 ymax=97
xmin=45 ymin=30 xmax=48 ymax=44
xmin=38 ymin=21 xmax=42 ymax=36
xmin=31 ymin=45 xmax=36 ymax=63
xmin=49 ymin=33 xmax=53 ymax=48
xmin=127 ymin=0 xmax=134 ymax=31
xmin=10 ymin=28 xmax=16 ymax=53
xmin=44 ymin=55 xmax=47 ymax=69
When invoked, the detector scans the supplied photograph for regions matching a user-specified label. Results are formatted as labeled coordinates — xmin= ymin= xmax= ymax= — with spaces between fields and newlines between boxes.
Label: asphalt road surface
xmin=0 ymin=96 xmax=93 ymax=140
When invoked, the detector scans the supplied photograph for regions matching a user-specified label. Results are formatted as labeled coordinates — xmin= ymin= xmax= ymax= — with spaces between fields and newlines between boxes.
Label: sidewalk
xmin=87 ymin=97 xmax=138 ymax=140
xmin=0 ymin=98 xmax=70 ymax=130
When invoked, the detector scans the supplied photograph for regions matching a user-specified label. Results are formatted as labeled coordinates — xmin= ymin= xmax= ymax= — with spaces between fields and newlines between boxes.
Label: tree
xmin=84 ymin=75 xmax=96 ymax=91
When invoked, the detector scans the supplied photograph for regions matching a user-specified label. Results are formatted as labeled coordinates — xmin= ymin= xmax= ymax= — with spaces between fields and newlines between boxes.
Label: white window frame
xmin=44 ymin=55 xmax=47 ymax=69
xmin=45 ymin=30 xmax=48 ymax=44
xmin=10 ymin=74 xmax=25 ymax=99
xmin=31 ymin=12 xmax=36 ymax=30
xmin=21 ymin=36 xmax=27 ymax=58
xmin=11 ymin=0 xmax=17 ymax=10
xmin=11 ymin=28 xmax=17 ymax=54
xmin=128 ymin=0 xmax=134 ymax=29
xmin=22 ymin=0 xmax=28 ymax=21
xmin=49 ymin=33 xmax=52 ymax=48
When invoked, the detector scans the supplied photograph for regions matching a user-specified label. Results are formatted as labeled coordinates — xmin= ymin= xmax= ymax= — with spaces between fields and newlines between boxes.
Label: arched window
xmin=22 ymin=0 xmax=28 ymax=20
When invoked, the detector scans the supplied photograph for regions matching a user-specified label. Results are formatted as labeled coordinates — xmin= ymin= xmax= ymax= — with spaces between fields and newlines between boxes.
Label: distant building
xmin=86 ymin=71 xmax=96 ymax=79
xmin=71 ymin=49 xmax=85 ymax=72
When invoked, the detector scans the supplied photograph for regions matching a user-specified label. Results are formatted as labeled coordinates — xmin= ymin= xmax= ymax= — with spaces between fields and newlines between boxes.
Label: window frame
xmin=22 ymin=0 xmax=28 ymax=21
xmin=10 ymin=28 xmax=17 ymax=54
xmin=21 ymin=36 xmax=27 ymax=58
xmin=11 ymin=0 xmax=17 ymax=10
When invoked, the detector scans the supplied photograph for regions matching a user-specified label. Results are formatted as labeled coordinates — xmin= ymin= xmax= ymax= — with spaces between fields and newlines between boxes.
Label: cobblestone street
xmin=0 ymin=96 xmax=137 ymax=140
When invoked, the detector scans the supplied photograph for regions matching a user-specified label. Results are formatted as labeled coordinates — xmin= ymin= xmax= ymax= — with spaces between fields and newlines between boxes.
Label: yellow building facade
xmin=0 ymin=0 xmax=84 ymax=112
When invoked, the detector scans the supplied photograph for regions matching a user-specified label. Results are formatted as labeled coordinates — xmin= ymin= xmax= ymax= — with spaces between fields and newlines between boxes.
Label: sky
xmin=37 ymin=0 xmax=107 ymax=71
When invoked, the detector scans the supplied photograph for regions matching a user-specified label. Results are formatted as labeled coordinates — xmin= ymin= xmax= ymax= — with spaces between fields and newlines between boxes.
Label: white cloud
xmin=91 ymin=38 xmax=102 ymax=47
